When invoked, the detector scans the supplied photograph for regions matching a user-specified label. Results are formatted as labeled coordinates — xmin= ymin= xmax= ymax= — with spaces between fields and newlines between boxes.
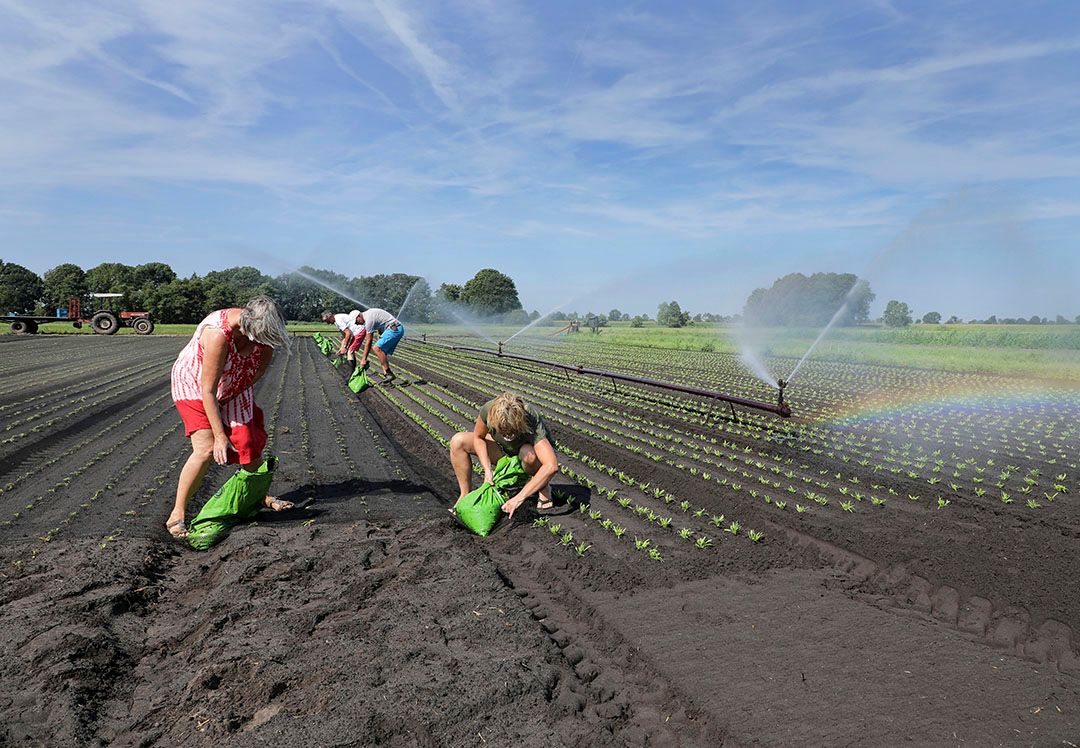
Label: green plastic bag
xmin=331 ymin=355 xmax=346 ymax=368
xmin=312 ymin=333 xmax=335 ymax=356
xmin=188 ymin=457 xmax=277 ymax=551
xmin=348 ymin=366 xmax=371 ymax=393
xmin=453 ymin=455 xmax=529 ymax=536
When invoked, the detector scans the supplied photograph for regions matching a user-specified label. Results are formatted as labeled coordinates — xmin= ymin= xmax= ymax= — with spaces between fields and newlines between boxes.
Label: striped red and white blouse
xmin=171 ymin=309 xmax=264 ymax=427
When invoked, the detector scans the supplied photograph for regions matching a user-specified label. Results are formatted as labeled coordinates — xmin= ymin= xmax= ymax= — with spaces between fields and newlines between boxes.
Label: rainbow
xmin=810 ymin=379 xmax=1079 ymax=428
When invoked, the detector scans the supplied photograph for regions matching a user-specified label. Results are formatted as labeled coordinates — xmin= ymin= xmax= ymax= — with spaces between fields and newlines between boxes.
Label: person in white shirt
xmin=320 ymin=309 xmax=364 ymax=361
xmin=355 ymin=308 xmax=404 ymax=383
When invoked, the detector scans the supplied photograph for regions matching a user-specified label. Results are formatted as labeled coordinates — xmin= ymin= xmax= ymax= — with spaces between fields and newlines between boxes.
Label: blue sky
xmin=1 ymin=0 xmax=1078 ymax=318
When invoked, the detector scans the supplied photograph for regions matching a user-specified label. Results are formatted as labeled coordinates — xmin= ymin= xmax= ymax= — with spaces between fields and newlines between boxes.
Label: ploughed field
xmin=0 ymin=334 xmax=1077 ymax=746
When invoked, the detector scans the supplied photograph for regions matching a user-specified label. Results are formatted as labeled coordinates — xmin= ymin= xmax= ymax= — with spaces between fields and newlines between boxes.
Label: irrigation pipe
xmin=412 ymin=338 xmax=792 ymax=418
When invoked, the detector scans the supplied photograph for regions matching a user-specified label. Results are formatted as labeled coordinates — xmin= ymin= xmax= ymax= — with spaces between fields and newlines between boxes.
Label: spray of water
xmin=396 ymin=278 xmax=426 ymax=320
xmin=740 ymin=341 xmax=781 ymax=389
xmin=787 ymin=278 xmax=870 ymax=383
xmin=504 ymin=301 xmax=570 ymax=344
xmin=441 ymin=303 xmax=498 ymax=344
xmin=741 ymin=189 xmax=1013 ymax=387
xmin=287 ymin=267 xmax=372 ymax=311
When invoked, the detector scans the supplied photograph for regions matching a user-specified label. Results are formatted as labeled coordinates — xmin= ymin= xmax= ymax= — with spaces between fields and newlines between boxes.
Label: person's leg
xmin=347 ymin=332 xmax=364 ymax=362
xmin=519 ymin=442 xmax=553 ymax=508
xmin=449 ymin=432 xmax=503 ymax=499
xmin=372 ymin=344 xmax=390 ymax=374
xmin=168 ymin=430 xmax=215 ymax=535
xmin=373 ymin=327 xmax=403 ymax=377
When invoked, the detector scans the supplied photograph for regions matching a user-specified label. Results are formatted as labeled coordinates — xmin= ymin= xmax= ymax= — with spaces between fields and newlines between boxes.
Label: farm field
xmin=1 ymin=332 xmax=1078 ymax=745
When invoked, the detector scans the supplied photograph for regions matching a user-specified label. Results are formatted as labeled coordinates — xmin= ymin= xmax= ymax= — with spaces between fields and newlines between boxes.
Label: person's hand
xmin=338 ymin=345 xmax=347 ymax=355
xmin=483 ymin=468 xmax=494 ymax=486
xmin=359 ymin=356 xmax=368 ymax=369
xmin=501 ymin=493 xmax=526 ymax=519
xmin=212 ymin=433 xmax=234 ymax=465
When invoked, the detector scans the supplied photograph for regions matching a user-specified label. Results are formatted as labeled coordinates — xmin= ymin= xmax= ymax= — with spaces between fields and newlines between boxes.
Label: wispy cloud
xmin=1 ymin=0 xmax=1078 ymax=316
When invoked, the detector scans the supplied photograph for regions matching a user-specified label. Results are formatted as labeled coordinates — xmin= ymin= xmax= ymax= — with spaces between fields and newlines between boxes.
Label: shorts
xmin=374 ymin=324 xmax=404 ymax=355
xmin=347 ymin=331 xmax=366 ymax=354
xmin=174 ymin=401 xmax=267 ymax=465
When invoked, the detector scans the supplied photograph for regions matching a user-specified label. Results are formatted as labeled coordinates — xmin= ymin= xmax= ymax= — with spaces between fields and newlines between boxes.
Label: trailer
xmin=6 ymin=294 xmax=154 ymax=335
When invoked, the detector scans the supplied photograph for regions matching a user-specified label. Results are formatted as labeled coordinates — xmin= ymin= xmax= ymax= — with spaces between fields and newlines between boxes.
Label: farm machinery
xmin=6 ymin=293 xmax=154 ymax=335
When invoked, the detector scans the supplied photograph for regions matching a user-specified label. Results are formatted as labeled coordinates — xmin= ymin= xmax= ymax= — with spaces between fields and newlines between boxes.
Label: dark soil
xmin=0 ymin=336 xmax=1077 ymax=746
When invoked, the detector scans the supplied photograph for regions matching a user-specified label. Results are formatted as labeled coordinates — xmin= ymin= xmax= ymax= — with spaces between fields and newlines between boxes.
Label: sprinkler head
xmin=776 ymin=379 xmax=791 ymax=418
xmin=497 ymin=341 xmax=503 ymax=356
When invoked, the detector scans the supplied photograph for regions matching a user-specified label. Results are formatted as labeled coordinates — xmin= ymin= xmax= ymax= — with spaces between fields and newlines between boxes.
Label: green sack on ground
xmin=312 ymin=333 xmax=335 ymax=356
xmin=331 ymin=355 xmax=346 ymax=368
xmin=453 ymin=455 xmax=529 ymax=536
xmin=188 ymin=457 xmax=277 ymax=551
xmin=348 ymin=366 xmax=371 ymax=393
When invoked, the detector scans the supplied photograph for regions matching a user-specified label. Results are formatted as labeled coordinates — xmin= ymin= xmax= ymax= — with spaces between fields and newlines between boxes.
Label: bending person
xmin=320 ymin=309 xmax=363 ymax=362
xmin=450 ymin=392 xmax=559 ymax=519
xmin=167 ymin=296 xmax=294 ymax=538
xmin=356 ymin=307 xmax=404 ymax=383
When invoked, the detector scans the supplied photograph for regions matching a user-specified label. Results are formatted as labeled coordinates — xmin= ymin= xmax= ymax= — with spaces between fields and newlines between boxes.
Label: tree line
xmin=0 ymin=260 xmax=533 ymax=325
xmin=3 ymin=259 xmax=1075 ymax=327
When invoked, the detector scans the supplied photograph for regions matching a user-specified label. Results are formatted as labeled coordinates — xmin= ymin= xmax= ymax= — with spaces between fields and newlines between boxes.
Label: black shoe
xmin=381 ymin=370 xmax=397 ymax=384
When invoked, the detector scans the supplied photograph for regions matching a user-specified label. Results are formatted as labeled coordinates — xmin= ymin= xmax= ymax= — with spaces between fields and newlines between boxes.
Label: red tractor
xmin=7 ymin=293 xmax=154 ymax=335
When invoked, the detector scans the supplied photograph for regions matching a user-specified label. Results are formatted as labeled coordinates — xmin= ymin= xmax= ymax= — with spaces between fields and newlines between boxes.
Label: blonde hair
xmin=488 ymin=392 xmax=528 ymax=438
xmin=240 ymin=295 xmax=291 ymax=353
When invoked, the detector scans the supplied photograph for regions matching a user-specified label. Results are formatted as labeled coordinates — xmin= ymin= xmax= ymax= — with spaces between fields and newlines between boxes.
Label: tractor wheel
xmin=91 ymin=311 xmax=120 ymax=335
xmin=132 ymin=318 xmax=153 ymax=335
xmin=10 ymin=320 xmax=35 ymax=334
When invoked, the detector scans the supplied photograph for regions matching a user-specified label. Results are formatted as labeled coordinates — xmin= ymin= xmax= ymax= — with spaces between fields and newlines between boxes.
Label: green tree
xmin=657 ymin=300 xmax=689 ymax=327
xmin=882 ymin=300 xmax=913 ymax=327
xmin=0 ymin=260 xmax=44 ymax=314
xmin=608 ymin=308 xmax=622 ymax=321
xmin=354 ymin=274 xmax=431 ymax=320
xmin=144 ymin=277 xmax=209 ymax=323
xmin=743 ymin=273 xmax=874 ymax=326
xmin=274 ymin=267 xmax=354 ymax=322
xmin=630 ymin=315 xmax=645 ymax=328
xmin=132 ymin=262 xmax=177 ymax=287
xmin=921 ymin=311 xmax=942 ymax=325
xmin=85 ymin=262 xmax=135 ymax=294
xmin=460 ymin=269 xmax=522 ymax=316
xmin=42 ymin=263 xmax=87 ymax=310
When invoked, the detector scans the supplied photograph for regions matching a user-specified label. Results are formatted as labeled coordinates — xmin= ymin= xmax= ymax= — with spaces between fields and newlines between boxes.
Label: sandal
xmin=166 ymin=518 xmax=188 ymax=539
xmin=536 ymin=497 xmax=555 ymax=512
xmin=264 ymin=496 xmax=295 ymax=512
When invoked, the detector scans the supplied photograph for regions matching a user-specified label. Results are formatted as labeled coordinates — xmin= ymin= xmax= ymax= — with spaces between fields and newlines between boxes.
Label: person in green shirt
xmin=450 ymin=391 xmax=559 ymax=518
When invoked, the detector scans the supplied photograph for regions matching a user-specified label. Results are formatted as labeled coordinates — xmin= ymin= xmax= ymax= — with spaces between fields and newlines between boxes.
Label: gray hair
xmin=240 ymin=295 xmax=290 ymax=352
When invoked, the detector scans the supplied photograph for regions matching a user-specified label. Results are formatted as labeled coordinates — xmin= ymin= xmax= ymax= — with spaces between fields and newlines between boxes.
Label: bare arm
xmin=199 ymin=328 xmax=232 ymax=465
xmin=473 ymin=416 xmax=495 ymax=484
xmin=503 ymin=439 xmax=559 ymax=518
xmin=359 ymin=330 xmax=374 ymax=366
xmin=337 ymin=328 xmax=352 ymax=354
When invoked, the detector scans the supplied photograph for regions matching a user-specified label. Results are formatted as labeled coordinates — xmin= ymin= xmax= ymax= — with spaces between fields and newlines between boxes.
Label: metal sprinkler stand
xmin=776 ymin=379 xmax=791 ymax=419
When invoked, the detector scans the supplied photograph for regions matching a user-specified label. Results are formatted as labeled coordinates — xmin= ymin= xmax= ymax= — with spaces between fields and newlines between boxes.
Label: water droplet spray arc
xmin=503 ymin=301 xmax=571 ymax=344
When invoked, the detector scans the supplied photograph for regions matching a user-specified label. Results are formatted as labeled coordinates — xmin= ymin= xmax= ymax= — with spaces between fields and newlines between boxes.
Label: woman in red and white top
xmin=166 ymin=296 xmax=293 ymax=538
